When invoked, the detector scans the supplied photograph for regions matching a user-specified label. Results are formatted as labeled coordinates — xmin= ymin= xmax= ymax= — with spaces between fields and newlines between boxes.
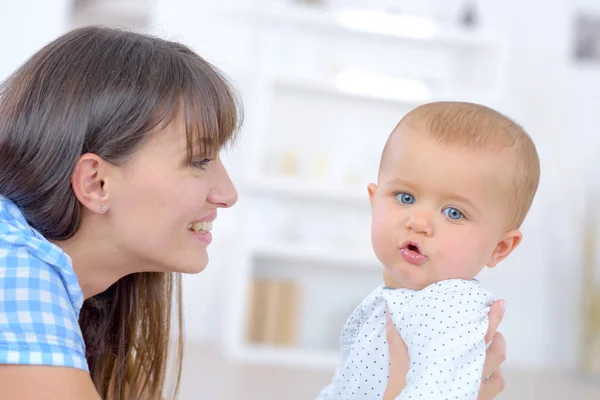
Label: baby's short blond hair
xmin=381 ymin=101 xmax=540 ymax=229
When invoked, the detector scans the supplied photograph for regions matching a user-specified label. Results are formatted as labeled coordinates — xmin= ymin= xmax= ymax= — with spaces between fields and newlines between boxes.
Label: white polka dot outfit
xmin=316 ymin=279 xmax=494 ymax=400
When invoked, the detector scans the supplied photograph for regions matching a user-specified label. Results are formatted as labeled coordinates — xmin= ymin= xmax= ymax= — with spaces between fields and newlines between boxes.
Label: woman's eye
xmin=396 ymin=192 xmax=415 ymax=204
xmin=192 ymin=159 xmax=212 ymax=169
xmin=442 ymin=207 xmax=463 ymax=220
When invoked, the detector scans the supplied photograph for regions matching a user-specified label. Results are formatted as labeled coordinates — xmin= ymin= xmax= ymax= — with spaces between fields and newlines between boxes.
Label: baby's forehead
xmin=383 ymin=124 xmax=516 ymax=170
xmin=381 ymin=132 xmax=516 ymax=210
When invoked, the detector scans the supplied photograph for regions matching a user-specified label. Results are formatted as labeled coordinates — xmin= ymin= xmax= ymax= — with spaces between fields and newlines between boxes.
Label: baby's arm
xmin=389 ymin=280 xmax=494 ymax=400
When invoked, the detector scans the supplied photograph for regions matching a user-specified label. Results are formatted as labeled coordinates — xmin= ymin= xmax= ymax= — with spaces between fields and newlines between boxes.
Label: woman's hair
xmin=0 ymin=26 xmax=242 ymax=399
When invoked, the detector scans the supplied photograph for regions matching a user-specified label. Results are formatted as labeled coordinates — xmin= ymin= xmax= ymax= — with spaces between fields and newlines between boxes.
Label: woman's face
xmin=106 ymin=116 xmax=238 ymax=274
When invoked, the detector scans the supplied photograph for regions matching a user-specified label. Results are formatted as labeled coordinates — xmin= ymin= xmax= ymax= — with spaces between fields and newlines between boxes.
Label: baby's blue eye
xmin=396 ymin=193 xmax=415 ymax=204
xmin=443 ymin=207 xmax=463 ymax=220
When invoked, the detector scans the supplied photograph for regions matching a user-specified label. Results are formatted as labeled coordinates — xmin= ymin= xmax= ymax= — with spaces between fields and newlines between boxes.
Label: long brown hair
xmin=0 ymin=26 xmax=242 ymax=399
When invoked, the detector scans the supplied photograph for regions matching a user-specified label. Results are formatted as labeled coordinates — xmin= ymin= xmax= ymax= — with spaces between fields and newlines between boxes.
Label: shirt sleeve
xmin=391 ymin=280 xmax=494 ymax=400
xmin=0 ymin=245 xmax=88 ymax=371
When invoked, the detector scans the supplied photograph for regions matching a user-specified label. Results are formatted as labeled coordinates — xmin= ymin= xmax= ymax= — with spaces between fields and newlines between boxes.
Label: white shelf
xmin=252 ymin=241 xmax=380 ymax=271
xmin=273 ymin=73 xmax=428 ymax=106
xmin=272 ymin=73 xmax=499 ymax=108
xmin=244 ymin=176 xmax=369 ymax=207
xmin=236 ymin=344 xmax=340 ymax=370
xmin=232 ymin=4 xmax=500 ymax=49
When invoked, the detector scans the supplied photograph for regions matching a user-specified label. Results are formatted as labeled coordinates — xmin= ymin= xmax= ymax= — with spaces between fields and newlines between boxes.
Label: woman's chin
xmin=148 ymin=249 xmax=209 ymax=274
xmin=179 ymin=254 xmax=210 ymax=274
xmin=182 ymin=262 xmax=209 ymax=274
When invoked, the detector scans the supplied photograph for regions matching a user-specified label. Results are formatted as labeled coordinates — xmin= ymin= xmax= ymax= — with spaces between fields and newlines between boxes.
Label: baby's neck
xmin=383 ymin=268 xmax=405 ymax=289
xmin=382 ymin=268 xmax=479 ymax=290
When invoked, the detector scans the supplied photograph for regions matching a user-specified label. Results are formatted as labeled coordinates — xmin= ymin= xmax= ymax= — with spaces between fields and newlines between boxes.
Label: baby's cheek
xmin=371 ymin=217 xmax=394 ymax=259
xmin=440 ymin=244 xmax=481 ymax=277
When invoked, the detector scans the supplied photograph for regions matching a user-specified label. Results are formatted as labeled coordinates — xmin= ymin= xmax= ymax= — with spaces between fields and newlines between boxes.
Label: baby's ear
xmin=486 ymin=230 xmax=522 ymax=268
xmin=367 ymin=183 xmax=377 ymax=207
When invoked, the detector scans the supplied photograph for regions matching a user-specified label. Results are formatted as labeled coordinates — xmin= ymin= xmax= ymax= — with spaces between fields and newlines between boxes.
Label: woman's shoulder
xmin=0 ymin=195 xmax=31 ymax=234
xmin=0 ymin=195 xmax=88 ymax=371
xmin=0 ymin=196 xmax=83 ymax=310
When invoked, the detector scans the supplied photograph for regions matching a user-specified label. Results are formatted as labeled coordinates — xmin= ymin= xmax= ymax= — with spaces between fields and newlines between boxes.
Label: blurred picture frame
xmin=573 ymin=11 xmax=600 ymax=63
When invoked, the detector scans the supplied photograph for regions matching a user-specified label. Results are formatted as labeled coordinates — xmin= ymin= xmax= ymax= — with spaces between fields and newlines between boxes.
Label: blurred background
xmin=2 ymin=0 xmax=600 ymax=398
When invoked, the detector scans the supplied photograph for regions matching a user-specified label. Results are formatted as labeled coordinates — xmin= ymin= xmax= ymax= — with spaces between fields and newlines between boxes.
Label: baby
xmin=317 ymin=101 xmax=540 ymax=399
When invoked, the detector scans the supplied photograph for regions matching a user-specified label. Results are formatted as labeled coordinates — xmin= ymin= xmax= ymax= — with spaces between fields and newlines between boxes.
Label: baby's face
xmin=369 ymin=129 xmax=519 ymax=290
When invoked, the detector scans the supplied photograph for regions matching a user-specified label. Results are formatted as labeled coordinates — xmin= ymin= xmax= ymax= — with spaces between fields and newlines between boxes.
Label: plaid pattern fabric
xmin=0 ymin=195 xmax=88 ymax=371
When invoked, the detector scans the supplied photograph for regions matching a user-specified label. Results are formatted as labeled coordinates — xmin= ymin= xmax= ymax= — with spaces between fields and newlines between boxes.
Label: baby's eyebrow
xmin=384 ymin=178 xmax=418 ymax=189
xmin=443 ymin=192 xmax=480 ymax=214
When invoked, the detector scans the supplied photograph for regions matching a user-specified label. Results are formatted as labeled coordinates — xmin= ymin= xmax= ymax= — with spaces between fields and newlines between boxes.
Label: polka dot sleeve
xmin=388 ymin=279 xmax=495 ymax=400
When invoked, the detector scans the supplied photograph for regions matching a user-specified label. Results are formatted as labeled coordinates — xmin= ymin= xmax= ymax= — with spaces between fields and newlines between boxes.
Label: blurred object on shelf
xmin=459 ymin=1 xmax=479 ymax=28
xmin=581 ymin=191 xmax=600 ymax=375
xmin=280 ymin=151 xmax=300 ymax=177
xmin=247 ymin=278 xmax=302 ymax=347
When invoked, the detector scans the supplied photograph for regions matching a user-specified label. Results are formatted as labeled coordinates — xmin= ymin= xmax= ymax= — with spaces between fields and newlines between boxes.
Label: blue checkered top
xmin=0 ymin=195 xmax=88 ymax=371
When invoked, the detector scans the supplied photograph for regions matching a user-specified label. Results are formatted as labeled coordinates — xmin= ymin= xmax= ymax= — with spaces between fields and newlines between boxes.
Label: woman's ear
xmin=486 ymin=230 xmax=522 ymax=268
xmin=71 ymin=153 xmax=111 ymax=214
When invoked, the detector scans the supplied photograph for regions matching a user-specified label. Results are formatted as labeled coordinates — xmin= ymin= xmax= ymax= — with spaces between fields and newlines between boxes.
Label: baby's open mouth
xmin=407 ymin=244 xmax=420 ymax=254
xmin=399 ymin=241 xmax=428 ymax=265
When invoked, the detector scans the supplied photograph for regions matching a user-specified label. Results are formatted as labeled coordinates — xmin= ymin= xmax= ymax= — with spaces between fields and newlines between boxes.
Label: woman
xmin=0 ymin=27 xmax=506 ymax=399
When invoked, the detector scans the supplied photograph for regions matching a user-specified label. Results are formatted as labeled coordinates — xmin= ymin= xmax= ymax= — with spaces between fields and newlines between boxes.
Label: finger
xmin=485 ymin=299 xmax=506 ymax=345
xmin=383 ymin=306 xmax=409 ymax=400
xmin=478 ymin=368 xmax=505 ymax=400
xmin=385 ymin=306 xmax=408 ymax=357
xmin=482 ymin=331 xmax=506 ymax=379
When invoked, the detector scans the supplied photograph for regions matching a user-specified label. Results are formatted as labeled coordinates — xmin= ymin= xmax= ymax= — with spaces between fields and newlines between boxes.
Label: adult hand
xmin=479 ymin=300 xmax=507 ymax=399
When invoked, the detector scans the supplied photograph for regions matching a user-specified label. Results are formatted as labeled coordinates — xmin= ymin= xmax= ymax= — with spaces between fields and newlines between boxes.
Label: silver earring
xmin=99 ymin=203 xmax=107 ymax=213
